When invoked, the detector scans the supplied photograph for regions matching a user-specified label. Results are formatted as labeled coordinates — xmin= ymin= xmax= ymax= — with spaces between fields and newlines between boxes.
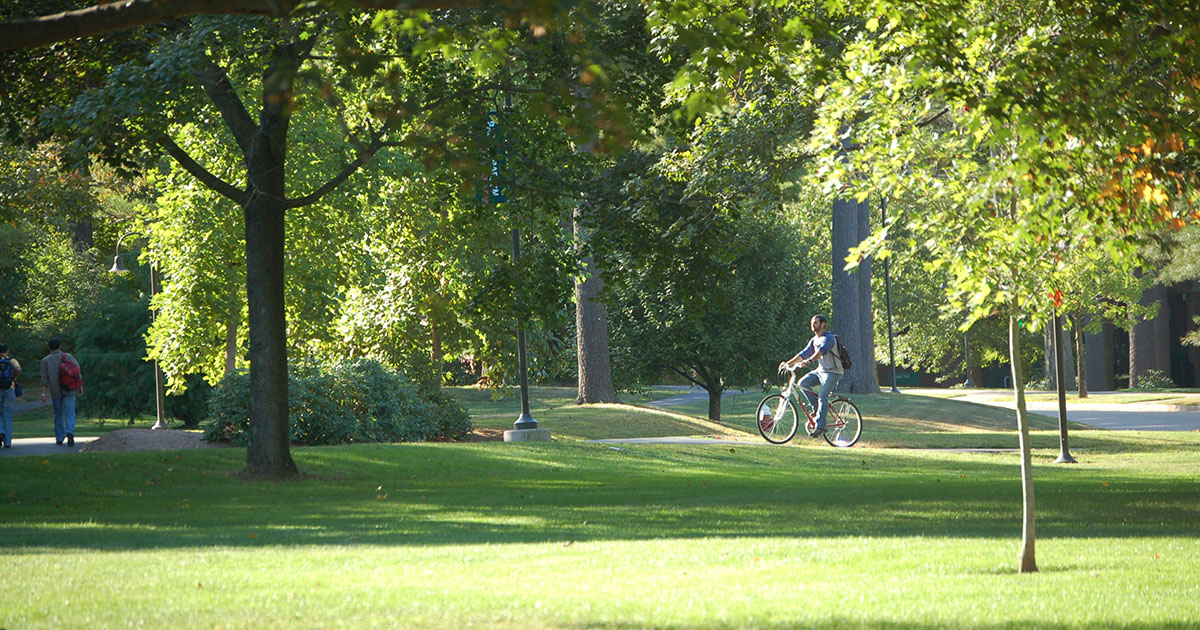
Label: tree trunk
xmin=1009 ymin=301 xmax=1037 ymax=573
xmin=225 ymin=319 xmax=238 ymax=376
xmin=1129 ymin=284 xmax=1170 ymax=387
xmin=241 ymin=57 xmax=297 ymax=479
xmin=1073 ymin=314 xmax=1087 ymax=399
xmin=574 ymin=210 xmax=617 ymax=404
xmin=831 ymin=194 xmax=879 ymax=394
xmin=706 ymin=386 xmax=722 ymax=423
xmin=855 ymin=198 xmax=880 ymax=393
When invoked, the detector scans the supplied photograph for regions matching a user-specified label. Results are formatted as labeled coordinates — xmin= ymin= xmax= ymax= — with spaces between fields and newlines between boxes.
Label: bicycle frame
xmin=775 ymin=367 xmax=849 ymax=432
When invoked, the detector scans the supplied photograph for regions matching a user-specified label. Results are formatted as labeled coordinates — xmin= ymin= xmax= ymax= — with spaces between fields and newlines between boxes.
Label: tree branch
xmin=284 ymin=82 xmax=542 ymax=208
xmin=159 ymin=135 xmax=246 ymax=203
xmin=0 ymin=0 xmax=488 ymax=52
xmin=282 ymin=144 xmax=375 ymax=208
xmin=192 ymin=53 xmax=257 ymax=155
xmin=915 ymin=106 xmax=950 ymax=128
xmin=672 ymin=367 xmax=703 ymax=389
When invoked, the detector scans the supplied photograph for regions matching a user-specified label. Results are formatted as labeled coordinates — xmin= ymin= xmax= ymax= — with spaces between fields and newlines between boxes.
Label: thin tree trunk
xmin=574 ymin=209 xmax=617 ymax=404
xmin=1009 ymin=301 xmax=1037 ymax=573
xmin=1074 ymin=313 xmax=1087 ymax=399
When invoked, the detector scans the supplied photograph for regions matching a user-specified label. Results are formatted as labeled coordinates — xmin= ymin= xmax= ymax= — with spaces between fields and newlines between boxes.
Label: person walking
xmin=0 ymin=344 xmax=19 ymax=448
xmin=778 ymin=314 xmax=846 ymax=437
xmin=40 ymin=339 xmax=83 ymax=447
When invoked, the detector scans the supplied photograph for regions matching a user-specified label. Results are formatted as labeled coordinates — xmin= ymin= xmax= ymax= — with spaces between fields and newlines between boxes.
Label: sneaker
xmin=808 ymin=427 xmax=827 ymax=438
xmin=56 ymin=441 xmax=64 ymax=446
xmin=66 ymin=433 xmax=75 ymax=447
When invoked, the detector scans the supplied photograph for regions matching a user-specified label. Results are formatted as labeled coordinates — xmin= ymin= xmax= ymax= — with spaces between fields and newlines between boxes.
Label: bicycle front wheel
xmin=824 ymin=398 xmax=863 ymax=447
xmin=756 ymin=394 xmax=800 ymax=444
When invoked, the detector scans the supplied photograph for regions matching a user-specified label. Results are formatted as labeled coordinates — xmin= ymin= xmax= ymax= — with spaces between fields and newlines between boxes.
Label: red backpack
xmin=59 ymin=357 xmax=83 ymax=390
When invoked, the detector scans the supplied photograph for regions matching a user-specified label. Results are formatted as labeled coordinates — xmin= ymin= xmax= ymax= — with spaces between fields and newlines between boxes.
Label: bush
xmin=203 ymin=358 xmax=471 ymax=445
xmin=1130 ymin=369 xmax=1175 ymax=391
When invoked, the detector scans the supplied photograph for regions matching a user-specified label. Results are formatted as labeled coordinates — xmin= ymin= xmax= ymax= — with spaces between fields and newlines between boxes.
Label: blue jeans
xmin=52 ymin=393 xmax=76 ymax=442
xmin=799 ymin=370 xmax=841 ymax=429
xmin=0 ymin=388 xmax=12 ymax=445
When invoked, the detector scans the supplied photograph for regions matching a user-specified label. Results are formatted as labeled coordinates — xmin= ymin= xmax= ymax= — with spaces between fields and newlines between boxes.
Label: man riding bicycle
xmin=778 ymin=314 xmax=844 ymax=438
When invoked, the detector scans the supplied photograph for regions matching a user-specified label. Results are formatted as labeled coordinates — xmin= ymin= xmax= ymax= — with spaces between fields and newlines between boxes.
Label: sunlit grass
xmin=2 ymin=431 xmax=1199 ymax=629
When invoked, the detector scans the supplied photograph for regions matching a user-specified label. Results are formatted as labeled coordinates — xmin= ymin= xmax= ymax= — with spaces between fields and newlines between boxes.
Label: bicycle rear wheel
xmin=824 ymin=397 xmax=862 ymax=447
xmin=756 ymin=394 xmax=799 ymax=444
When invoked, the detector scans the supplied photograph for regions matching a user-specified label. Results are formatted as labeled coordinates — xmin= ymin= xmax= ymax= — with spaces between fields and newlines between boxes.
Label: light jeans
xmin=798 ymin=369 xmax=841 ymax=429
xmin=52 ymin=393 xmax=76 ymax=443
xmin=0 ymin=388 xmax=12 ymax=445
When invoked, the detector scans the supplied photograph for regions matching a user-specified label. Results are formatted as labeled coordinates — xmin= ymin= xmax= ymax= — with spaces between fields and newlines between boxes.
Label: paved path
xmin=0 ymin=436 xmax=98 ymax=457
xmin=943 ymin=389 xmax=1200 ymax=431
xmin=650 ymin=386 xmax=756 ymax=407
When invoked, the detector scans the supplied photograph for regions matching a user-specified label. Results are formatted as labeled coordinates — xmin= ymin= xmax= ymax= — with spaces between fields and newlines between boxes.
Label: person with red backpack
xmin=40 ymin=339 xmax=83 ymax=447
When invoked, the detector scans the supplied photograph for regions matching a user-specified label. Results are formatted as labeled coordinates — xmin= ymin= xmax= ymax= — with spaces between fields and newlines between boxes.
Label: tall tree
xmin=573 ymin=210 xmax=617 ymax=403
xmin=3 ymin=2 xmax=631 ymax=477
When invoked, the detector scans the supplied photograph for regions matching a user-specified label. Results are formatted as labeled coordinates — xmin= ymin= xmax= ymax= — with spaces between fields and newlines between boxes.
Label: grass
xmin=2 ymin=433 xmax=1199 ymax=629
xmin=657 ymin=389 xmax=1096 ymax=449
xmin=9 ymin=405 xmax=165 ymax=439
xmin=447 ymin=385 xmax=748 ymax=440
xmin=3 ymin=386 xmax=1199 ymax=629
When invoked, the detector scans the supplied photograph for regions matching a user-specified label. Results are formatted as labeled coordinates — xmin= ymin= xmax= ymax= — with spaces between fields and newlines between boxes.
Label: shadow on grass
xmin=2 ymin=441 xmax=1197 ymax=552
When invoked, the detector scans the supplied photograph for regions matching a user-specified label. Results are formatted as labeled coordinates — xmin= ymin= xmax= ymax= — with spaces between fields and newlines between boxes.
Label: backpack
xmin=0 ymin=358 xmax=12 ymax=390
xmin=59 ymin=356 xmax=83 ymax=391
xmin=833 ymin=336 xmax=853 ymax=370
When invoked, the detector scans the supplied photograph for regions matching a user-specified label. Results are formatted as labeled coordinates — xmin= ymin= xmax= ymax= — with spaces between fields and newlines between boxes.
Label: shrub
xmin=203 ymin=358 xmax=471 ymax=445
xmin=1130 ymin=369 xmax=1175 ymax=391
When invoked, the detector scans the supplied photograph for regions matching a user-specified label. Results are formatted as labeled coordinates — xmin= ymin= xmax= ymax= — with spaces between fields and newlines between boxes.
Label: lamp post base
xmin=1054 ymin=452 xmax=1078 ymax=464
xmin=151 ymin=418 xmax=169 ymax=430
xmin=504 ymin=428 xmax=551 ymax=442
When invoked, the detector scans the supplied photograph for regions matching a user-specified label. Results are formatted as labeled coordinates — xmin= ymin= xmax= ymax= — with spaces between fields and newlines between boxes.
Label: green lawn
xmin=9 ymin=405 xmax=165 ymax=439
xmin=447 ymin=385 xmax=748 ymax=440
xmin=2 ymin=387 xmax=1199 ymax=629
xmin=661 ymin=389 xmax=1095 ymax=449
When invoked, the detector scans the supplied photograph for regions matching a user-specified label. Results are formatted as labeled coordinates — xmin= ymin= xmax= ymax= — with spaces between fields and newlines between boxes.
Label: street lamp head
xmin=109 ymin=255 xmax=129 ymax=274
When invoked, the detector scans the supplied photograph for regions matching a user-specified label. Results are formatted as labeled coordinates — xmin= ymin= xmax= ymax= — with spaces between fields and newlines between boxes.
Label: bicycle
xmin=755 ymin=365 xmax=863 ymax=447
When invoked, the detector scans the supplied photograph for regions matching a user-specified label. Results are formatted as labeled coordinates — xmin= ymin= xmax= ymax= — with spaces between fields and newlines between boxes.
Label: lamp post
xmin=881 ymin=197 xmax=900 ymax=393
xmin=489 ymin=96 xmax=547 ymax=441
xmin=511 ymin=228 xmax=538 ymax=431
xmin=109 ymin=230 xmax=168 ymax=431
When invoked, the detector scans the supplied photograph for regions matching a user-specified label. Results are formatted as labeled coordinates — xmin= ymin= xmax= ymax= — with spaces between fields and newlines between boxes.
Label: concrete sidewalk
xmin=909 ymin=388 xmax=1200 ymax=413
xmin=0 ymin=436 xmax=99 ymax=457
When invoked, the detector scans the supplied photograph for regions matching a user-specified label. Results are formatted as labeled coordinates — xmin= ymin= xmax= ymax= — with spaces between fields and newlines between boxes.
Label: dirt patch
xmin=80 ymin=429 xmax=232 ymax=453
xmin=466 ymin=428 xmax=505 ymax=442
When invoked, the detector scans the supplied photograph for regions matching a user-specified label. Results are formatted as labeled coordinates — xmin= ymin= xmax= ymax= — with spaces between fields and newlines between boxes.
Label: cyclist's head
xmin=810 ymin=314 xmax=827 ymax=333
